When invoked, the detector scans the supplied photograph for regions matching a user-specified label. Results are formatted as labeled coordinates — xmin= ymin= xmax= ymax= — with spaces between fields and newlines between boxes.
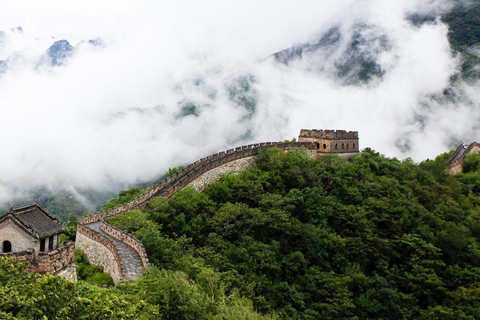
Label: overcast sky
xmin=0 ymin=0 xmax=478 ymax=204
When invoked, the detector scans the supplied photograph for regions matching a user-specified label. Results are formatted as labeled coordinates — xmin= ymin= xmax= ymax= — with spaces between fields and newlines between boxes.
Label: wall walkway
xmin=447 ymin=142 xmax=480 ymax=174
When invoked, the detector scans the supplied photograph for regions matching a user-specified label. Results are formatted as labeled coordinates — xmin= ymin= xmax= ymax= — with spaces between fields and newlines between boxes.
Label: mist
xmin=0 ymin=0 xmax=478 ymax=206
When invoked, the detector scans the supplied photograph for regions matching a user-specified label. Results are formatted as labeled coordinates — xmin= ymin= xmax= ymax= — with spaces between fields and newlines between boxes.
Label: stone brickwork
xmin=0 ymin=249 xmax=34 ymax=262
xmin=0 ymin=243 xmax=76 ymax=281
xmin=447 ymin=142 xmax=480 ymax=175
xmin=76 ymin=228 xmax=122 ymax=283
xmin=187 ymin=157 xmax=256 ymax=192
xmin=100 ymin=221 xmax=149 ymax=269
xmin=299 ymin=129 xmax=359 ymax=155
xmin=29 ymin=242 xmax=76 ymax=281
xmin=0 ymin=219 xmax=36 ymax=253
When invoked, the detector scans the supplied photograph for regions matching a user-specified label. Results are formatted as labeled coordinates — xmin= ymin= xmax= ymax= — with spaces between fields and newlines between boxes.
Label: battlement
xmin=298 ymin=129 xmax=359 ymax=155
xmin=299 ymin=129 xmax=359 ymax=140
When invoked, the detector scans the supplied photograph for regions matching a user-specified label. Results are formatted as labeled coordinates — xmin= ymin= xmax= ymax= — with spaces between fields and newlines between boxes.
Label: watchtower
xmin=298 ymin=129 xmax=359 ymax=158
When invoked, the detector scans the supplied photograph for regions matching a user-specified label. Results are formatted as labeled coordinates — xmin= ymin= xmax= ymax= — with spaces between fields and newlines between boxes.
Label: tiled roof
xmin=11 ymin=204 xmax=64 ymax=238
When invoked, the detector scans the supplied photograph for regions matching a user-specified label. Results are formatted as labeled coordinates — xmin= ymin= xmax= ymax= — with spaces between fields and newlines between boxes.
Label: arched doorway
xmin=3 ymin=240 xmax=12 ymax=253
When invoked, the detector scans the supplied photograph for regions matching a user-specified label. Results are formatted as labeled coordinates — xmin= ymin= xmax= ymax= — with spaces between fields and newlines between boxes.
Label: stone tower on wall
xmin=298 ymin=129 xmax=359 ymax=159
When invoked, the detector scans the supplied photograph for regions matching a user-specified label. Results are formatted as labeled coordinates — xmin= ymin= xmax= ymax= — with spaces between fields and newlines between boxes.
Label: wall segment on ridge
xmin=76 ymin=227 xmax=123 ymax=283
xmin=187 ymin=157 xmax=256 ymax=192
xmin=447 ymin=142 xmax=480 ymax=175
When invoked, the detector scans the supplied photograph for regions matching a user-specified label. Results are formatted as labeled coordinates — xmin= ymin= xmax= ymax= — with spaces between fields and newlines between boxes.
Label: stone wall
xmin=76 ymin=228 xmax=122 ymax=283
xmin=0 ymin=243 xmax=76 ymax=281
xmin=186 ymin=157 xmax=256 ymax=192
xmin=299 ymin=129 xmax=359 ymax=154
xmin=447 ymin=142 xmax=480 ymax=175
xmin=0 ymin=249 xmax=34 ymax=262
xmin=100 ymin=221 xmax=150 ymax=269
xmin=30 ymin=242 xmax=76 ymax=281
xmin=0 ymin=218 xmax=37 ymax=253
xmin=34 ymin=242 xmax=75 ymax=273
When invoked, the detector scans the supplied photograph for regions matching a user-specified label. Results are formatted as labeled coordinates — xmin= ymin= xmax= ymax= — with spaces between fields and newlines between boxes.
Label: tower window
xmin=323 ymin=143 xmax=327 ymax=150
xmin=335 ymin=144 xmax=338 ymax=150
xmin=49 ymin=236 xmax=54 ymax=251
xmin=353 ymin=143 xmax=356 ymax=150
xmin=40 ymin=239 xmax=46 ymax=252
xmin=2 ymin=241 xmax=12 ymax=253
xmin=347 ymin=143 xmax=349 ymax=149
xmin=316 ymin=143 xmax=320 ymax=149
xmin=342 ymin=143 xmax=344 ymax=150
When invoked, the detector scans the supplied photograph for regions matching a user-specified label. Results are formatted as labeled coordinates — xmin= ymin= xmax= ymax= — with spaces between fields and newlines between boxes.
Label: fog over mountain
xmin=0 ymin=0 xmax=478 ymax=207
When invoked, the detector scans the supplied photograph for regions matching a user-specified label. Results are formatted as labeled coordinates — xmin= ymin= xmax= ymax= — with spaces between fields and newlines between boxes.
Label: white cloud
xmin=0 ymin=0 xmax=477 ymax=204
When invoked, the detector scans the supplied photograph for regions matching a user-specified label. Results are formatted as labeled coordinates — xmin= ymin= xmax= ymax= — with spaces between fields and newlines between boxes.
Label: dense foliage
xmin=0 ymin=257 xmax=272 ymax=319
xmin=0 ymin=257 xmax=157 ymax=319
xmin=442 ymin=3 xmax=480 ymax=50
xmin=109 ymin=147 xmax=480 ymax=319
xmin=442 ymin=2 xmax=480 ymax=81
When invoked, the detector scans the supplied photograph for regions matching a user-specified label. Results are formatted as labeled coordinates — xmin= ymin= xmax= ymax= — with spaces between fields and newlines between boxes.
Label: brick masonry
xmin=187 ymin=157 xmax=256 ymax=192
xmin=0 ymin=219 xmax=36 ymax=253
xmin=447 ymin=142 xmax=480 ymax=174
xmin=76 ymin=232 xmax=122 ymax=283
xmin=101 ymin=221 xmax=150 ymax=269
xmin=0 ymin=242 xmax=76 ymax=281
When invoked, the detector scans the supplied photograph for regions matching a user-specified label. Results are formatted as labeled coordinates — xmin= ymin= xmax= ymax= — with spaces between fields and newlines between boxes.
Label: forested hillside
xmin=104 ymin=147 xmax=480 ymax=319
xmin=3 ymin=147 xmax=480 ymax=319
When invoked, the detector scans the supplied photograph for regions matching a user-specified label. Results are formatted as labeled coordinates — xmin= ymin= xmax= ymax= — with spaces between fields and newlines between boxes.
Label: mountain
xmin=46 ymin=39 xmax=73 ymax=66
xmin=272 ymin=24 xmax=387 ymax=85
xmin=0 ymin=29 xmax=105 ymax=73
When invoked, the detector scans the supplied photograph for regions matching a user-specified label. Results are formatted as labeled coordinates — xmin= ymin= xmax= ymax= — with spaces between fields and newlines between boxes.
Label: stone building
xmin=298 ymin=129 xmax=359 ymax=158
xmin=0 ymin=204 xmax=76 ymax=280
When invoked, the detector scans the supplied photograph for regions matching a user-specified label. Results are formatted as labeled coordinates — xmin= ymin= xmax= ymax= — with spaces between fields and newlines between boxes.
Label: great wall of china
xmin=446 ymin=142 xmax=480 ymax=174
xmin=76 ymin=141 xmax=324 ymax=283
xmin=75 ymin=130 xmax=480 ymax=283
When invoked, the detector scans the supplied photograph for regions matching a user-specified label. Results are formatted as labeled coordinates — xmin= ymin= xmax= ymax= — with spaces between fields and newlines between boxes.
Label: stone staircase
xmin=86 ymin=221 xmax=143 ymax=280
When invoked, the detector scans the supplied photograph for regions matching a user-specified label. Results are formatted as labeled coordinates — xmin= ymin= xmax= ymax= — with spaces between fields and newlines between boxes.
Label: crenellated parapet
xmin=447 ymin=142 xmax=480 ymax=175
xmin=299 ymin=129 xmax=358 ymax=140
xmin=101 ymin=221 xmax=150 ymax=269
xmin=76 ymin=224 xmax=124 ymax=283
xmin=0 ymin=242 xmax=76 ymax=281
xmin=299 ymin=129 xmax=359 ymax=155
